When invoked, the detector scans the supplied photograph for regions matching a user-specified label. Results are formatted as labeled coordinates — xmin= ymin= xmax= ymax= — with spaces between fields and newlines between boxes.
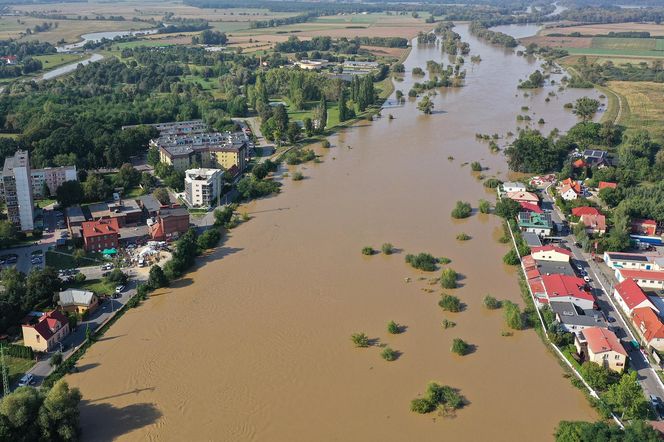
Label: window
xmin=36 ymin=335 xmax=40 ymax=343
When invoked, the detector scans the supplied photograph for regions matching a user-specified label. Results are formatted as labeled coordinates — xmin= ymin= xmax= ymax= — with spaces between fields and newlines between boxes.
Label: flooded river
xmin=67 ymin=24 xmax=601 ymax=441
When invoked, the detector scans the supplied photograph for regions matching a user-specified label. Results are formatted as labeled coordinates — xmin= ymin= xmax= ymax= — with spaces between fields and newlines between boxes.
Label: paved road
xmin=541 ymin=187 xmax=664 ymax=406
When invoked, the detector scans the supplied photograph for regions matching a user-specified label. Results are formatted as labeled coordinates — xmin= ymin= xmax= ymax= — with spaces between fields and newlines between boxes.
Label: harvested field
xmin=521 ymin=35 xmax=592 ymax=49
xmin=541 ymin=22 xmax=664 ymax=37
xmin=561 ymin=54 xmax=664 ymax=65
xmin=591 ymin=36 xmax=656 ymax=51
xmin=608 ymin=81 xmax=664 ymax=141
xmin=522 ymin=34 xmax=664 ymax=58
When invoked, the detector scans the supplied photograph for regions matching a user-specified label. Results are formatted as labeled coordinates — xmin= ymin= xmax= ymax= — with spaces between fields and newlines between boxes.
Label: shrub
xmin=439 ymin=294 xmax=461 ymax=312
xmin=351 ymin=332 xmax=370 ymax=347
xmin=438 ymin=257 xmax=451 ymax=265
xmin=441 ymin=319 xmax=456 ymax=329
xmin=483 ymin=295 xmax=501 ymax=310
xmin=381 ymin=243 xmax=394 ymax=255
xmin=478 ymin=199 xmax=491 ymax=214
xmin=405 ymin=253 xmax=438 ymax=271
xmin=483 ymin=178 xmax=502 ymax=189
xmin=470 ymin=161 xmax=482 ymax=172
xmin=451 ymin=338 xmax=470 ymax=355
xmin=411 ymin=382 xmax=464 ymax=414
xmin=503 ymin=249 xmax=520 ymax=265
xmin=503 ymin=301 xmax=525 ymax=330
xmin=451 ymin=201 xmax=472 ymax=219
xmin=292 ymin=171 xmax=304 ymax=181
xmin=410 ymin=398 xmax=435 ymax=414
xmin=73 ymin=272 xmax=86 ymax=283
xmin=387 ymin=320 xmax=401 ymax=334
xmin=456 ymin=233 xmax=471 ymax=241
xmin=440 ymin=268 xmax=458 ymax=289
xmin=381 ymin=347 xmax=398 ymax=361
xmin=197 ymin=228 xmax=221 ymax=250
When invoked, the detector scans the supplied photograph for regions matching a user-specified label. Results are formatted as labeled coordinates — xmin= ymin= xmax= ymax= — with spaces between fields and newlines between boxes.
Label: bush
xmin=451 ymin=201 xmax=472 ymax=219
xmin=197 ymin=228 xmax=221 ymax=250
xmin=438 ymin=257 xmax=451 ymax=265
xmin=483 ymin=295 xmax=502 ymax=310
xmin=411 ymin=382 xmax=464 ymax=414
xmin=351 ymin=332 xmax=370 ymax=347
xmin=439 ymin=294 xmax=461 ymax=312
xmin=387 ymin=320 xmax=401 ymax=334
xmin=361 ymin=246 xmax=374 ymax=256
xmin=456 ymin=233 xmax=471 ymax=241
xmin=410 ymin=398 xmax=435 ymax=414
xmin=441 ymin=319 xmax=456 ymax=329
xmin=503 ymin=249 xmax=520 ymax=265
xmin=73 ymin=272 xmax=86 ymax=283
xmin=284 ymin=148 xmax=316 ymax=165
xmin=440 ymin=268 xmax=458 ymax=289
xmin=451 ymin=338 xmax=470 ymax=355
xmin=105 ymin=268 xmax=127 ymax=285
xmin=504 ymin=301 xmax=525 ymax=330
xmin=405 ymin=253 xmax=438 ymax=271
xmin=470 ymin=161 xmax=482 ymax=172
xmin=483 ymin=178 xmax=502 ymax=189
xmin=478 ymin=199 xmax=491 ymax=214
xmin=292 ymin=171 xmax=304 ymax=181
xmin=381 ymin=347 xmax=398 ymax=361
xmin=381 ymin=243 xmax=394 ymax=255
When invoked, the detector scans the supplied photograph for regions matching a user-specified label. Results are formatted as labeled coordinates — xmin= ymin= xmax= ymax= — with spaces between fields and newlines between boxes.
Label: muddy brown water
xmin=67 ymin=24 xmax=601 ymax=441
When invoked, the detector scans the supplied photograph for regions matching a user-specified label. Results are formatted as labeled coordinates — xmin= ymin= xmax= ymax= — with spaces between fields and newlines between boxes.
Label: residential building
xmin=580 ymin=213 xmax=606 ymax=235
xmin=632 ymin=307 xmax=664 ymax=351
xmin=30 ymin=166 xmax=77 ymax=198
xmin=21 ymin=310 xmax=70 ymax=352
xmin=522 ymin=232 xmax=543 ymax=248
xmin=613 ymin=278 xmax=658 ymax=316
xmin=631 ymin=218 xmax=658 ymax=237
xmin=598 ymin=181 xmax=617 ymax=190
xmin=295 ymin=59 xmax=329 ymax=70
xmin=559 ymin=184 xmax=579 ymax=201
xmin=137 ymin=194 xmax=162 ymax=217
xmin=575 ymin=326 xmax=627 ymax=373
xmin=604 ymin=252 xmax=659 ymax=271
xmin=531 ymin=245 xmax=572 ymax=262
xmin=615 ymin=269 xmax=664 ymax=291
xmin=149 ymin=206 xmax=190 ymax=240
xmin=1 ymin=150 xmax=34 ymax=231
xmin=155 ymin=131 xmax=249 ymax=173
xmin=57 ymin=289 xmax=99 ymax=315
xmin=582 ymin=149 xmax=610 ymax=167
xmin=505 ymin=191 xmax=539 ymax=204
xmin=519 ymin=201 xmax=543 ymax=214
xmin=571 ymin=206 xmax=600 ymax=217
xmin=342 ymin=60 xmax=379 ymax=71
xmin=122 ymin=119 xmax=209 ymax=136
xmin=88 ymin=199 xmax=143 ymax=227
xmin=501 ymin=182 xmax=527 ymax=193
xmin=82 ymin=218 xmax=120 ymax=252
xmin=184 ymin=168 xmax=223 ymax=208
xmin=550 ymin=301 xmax=607 ymax=332
xmin=523 ymin=253 xmax=577 ymax=279
xmin=517 ymin=212 xmax=553 ymax=236
xmin=65 ymin=205 xmax=87 ymax=235
xmin=540 ymin=274 xmax=595 ymax=310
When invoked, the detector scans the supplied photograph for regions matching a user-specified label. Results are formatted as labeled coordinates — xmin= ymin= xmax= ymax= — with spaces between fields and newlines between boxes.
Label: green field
xmin=591 ymin=37 xmax=657 ymax=51
xmin=4 ymin=356 xmax=34 ymax=387
xmin=34 ymin=53 xmax=86 ymax=69
xmin=566 ymin=47 xmax=664 ymax=58
xmin=115 ymin=40 xmax=175 ymax=50
xmin=286 ymin=100 xmax=341 ymax=128
xmin=657 ymin=39 xmax=664 ymax=51
xmin=608 ymin=80 xmax=664 ymax=141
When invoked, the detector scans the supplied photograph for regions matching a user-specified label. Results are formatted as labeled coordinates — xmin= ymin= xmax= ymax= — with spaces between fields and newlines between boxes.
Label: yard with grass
xmin=286 ymin=100 xmax=341 ymax=128
xmin=4 ymin=356 xmax=35 ymax=386
xmin=34 ymin=53 xmax=86 ymax=70
xmin=69 ymin=278 xmax=116 ymax=297
xmin=45 ymin=249 xmax=106 ymax=270
xmin=607 ymin=80 xmax=664 ymax=141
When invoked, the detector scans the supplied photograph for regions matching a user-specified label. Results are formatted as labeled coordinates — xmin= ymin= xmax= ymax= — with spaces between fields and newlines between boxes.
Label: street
xmin=541 ymin=186 xmax=664 ymax=406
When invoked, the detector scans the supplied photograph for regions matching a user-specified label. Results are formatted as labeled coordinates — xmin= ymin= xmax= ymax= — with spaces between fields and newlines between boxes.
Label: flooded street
xmin=67 ymin=24 xmax=600 ymax=441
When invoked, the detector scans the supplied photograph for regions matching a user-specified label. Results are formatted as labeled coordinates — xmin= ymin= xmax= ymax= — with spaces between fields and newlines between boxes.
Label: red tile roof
xmin=24 ymin=310 xmax=68 ymax=341
xmin=531 ymin=245 xmax=572 ymax=256
xmin=519 ymin=202 xmax=543 ymax=214
xmin=82 ymin=218 xmax=119 ymax=239
xmin=581 ymin=213 xmax=606 ymax=232
xmin=506 ymin=191 xmax=539 ymax=203
xmin=571 ymin=206 xmax=600 ymax=217
xmin=632 ymin=307 xmax=664 ymax=343
xmin=573 ymin=159 xmax=586 ymax=168
xmin=619 ymin=269 xmax=664 ymax=282
xmin=561 ymin=178 xmax=582 ymax=193
xmin=583 ymin=326 xmax=627 ymax=356
xmin=541 ymin=274 xmax=594 ymax=302
xmin=599 ymin=181 xmax=617 ymax=190
xmin=614 ymin=278 xmax=651 ymax=311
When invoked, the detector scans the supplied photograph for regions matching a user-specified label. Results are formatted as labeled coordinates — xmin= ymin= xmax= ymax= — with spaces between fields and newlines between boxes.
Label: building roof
xmin=518 ymin=212 xmax=553 ymax=228
xmin=618 ymin=269 xmax=664 ymax=282
xmin=632 ymin=307 xmax=664 ymax=343
xmin=550 ymin=301 xmax=607 ymax=328
xmin=22 ymin=310 xmax=68 ymax=341
xmin=506 ymin=191 xmax=539 ymax=203
xmin=65 ymin=205 xmax=86 ymax=224
xmin=599 ymin=181 xmax=617 ymax=190
xmin=572 ymin=158 xmax=586 ymax=168
xmin=559 ymin=184 xmax=579 ymax=196
xmin=519 ymin=201 xmax=543 ymax=213
xmin=522 ymin=232 xmax=543 ymax=247
xmin=571 ymin=206 xmax=600 ymax=217
xmin=137 ymin=194 xmax=162 ymax=213
xmin=531 ymin=245 xmax=572 ymax=257
xmin=536 ymin=260 xmax=577 ymax=277
xmin=541 ymin=274 xmax=594 ymax=303
xmin=159 ymin=206 xmax=189 ymax=219
xmin=614 ymin=278 xmax=652 ymax=312
xmin=583 ymin=149 xmax=608 ymax=160
xmin=82 ymin=218 xmax=120 ymax=238
xmin=580 ymin=326 xmax=627 ymax=356
xmin=2 ymin=150 xmax=29 ymax=175
xmin=633 ymin=218 xmax=657 ymax=227
xmin=605 ymin=252 xmax=651 ymax=263
xmin=502 ymin=181 xmax=526 ymax=190
xmin=58 ymin=289 xmax=95 ymax=307
xmin=581 ymin=213 xmax=606 ymax=232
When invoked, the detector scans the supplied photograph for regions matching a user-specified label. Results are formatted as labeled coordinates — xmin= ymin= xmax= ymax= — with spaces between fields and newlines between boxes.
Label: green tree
xmin=338 ymin=88 xmax=349 ymax=122
xmin=0 ymin=220 xmax=17 ymax=248
xmin=440 ymin=269 xmax=458 ymax=289
xmin=49 ymin=352 xmax=63 ymax=368
xmin=147 ymin=264 xmax=169 ymax=289
xmin=605 ymin=371 xmax=650 ymax=420
xmin=0 ymin=385 xmax=42 ymax=441
xmin=417 ymin=95 xmax=434 ymax=114
xmin=439 ymin=294 xmax=461 ymax=312
xmin=37 ymin=380 xmax=82 ymax=442
xmin=55 ymin=181 xmax=83 ymax=207
xmin=580 ymin=361 xmax=616 ymax=391
xmin=451 ymin=338 xmax=470 ymax=355
xmin=574 ymin=97 xmax=600 ymax=122
xmin=153 ymin=187 xmax=170 ymax=205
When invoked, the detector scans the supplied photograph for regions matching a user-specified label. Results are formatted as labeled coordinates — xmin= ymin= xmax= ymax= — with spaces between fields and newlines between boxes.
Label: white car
xmin=18 ymin=373 xmax=34 ymax=387
xmin=115 ymin=285 xmax=125 ymax=295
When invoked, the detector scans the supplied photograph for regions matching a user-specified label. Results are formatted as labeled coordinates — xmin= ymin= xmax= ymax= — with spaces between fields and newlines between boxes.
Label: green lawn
xmin=4 ymin=356 xmax=34 ymax=386
xmin=114 ymin=40 xmax=175 ymax=50
xmin=36 ymin=199 xmax=57 ymax=209
xmin=0 ymin=133 xmax=18 ymax=139
xmin=34 ymin=53 xmax=85 ymax=70
xmin=286 ymin=100 xmax=341 ymax=128
xmin=68 ymin=278 xmax=116 ymax=297
xmin=45 ymin=249 xmax=106 ymax=270
xmin=657 ymin=39 xmax=664 ymax=51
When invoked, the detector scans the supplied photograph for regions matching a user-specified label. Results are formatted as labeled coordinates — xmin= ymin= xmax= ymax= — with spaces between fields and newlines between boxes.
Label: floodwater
xmin=67 ymin=24 xmax=601 ymax=441
xmin=40 ymin=54 xmax=104 ymax=81
xmin=57 ymin=29 xmax=159 ymax=52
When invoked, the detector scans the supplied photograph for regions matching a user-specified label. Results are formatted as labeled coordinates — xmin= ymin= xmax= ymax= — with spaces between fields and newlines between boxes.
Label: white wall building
xmin=184 ymin=168 xmax=223 ymax=208
xmin=1 ymin=150 xmax=34 ymax=231
xmin=31 ymin=165 xmax=77 ymax=198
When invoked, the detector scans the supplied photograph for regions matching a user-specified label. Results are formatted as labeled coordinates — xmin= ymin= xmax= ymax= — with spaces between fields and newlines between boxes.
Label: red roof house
xmin=572 ymin=159 xmax=586 ymax=168
xmin=575 ymin=326 xmax=627 ymax=372
xmin=598 ymin=181 xmax=617 ymax=190
xmin=519 ymin=201 xmax=543 ymax=214
xmin=531 ymin=245 xmax=572 ymax=262
xmin=21 ymin=310 xmax=70 ymax=352
xmin=613 ymin=278 xmax=657 ymax=316
xmin=82 ymin=218 xmax=120 ymax=252
xmin=616 ymin=269 xmax=664 ymax=290
xmin=632 ymin=307 xmax=664 ymax=351
xmin=581 ymin=213 xmax=606 ymax=235
xmin=631 ymin=218 xmax=658 ymax=237
xmin=505 ymin=191 xmax=539 ymax=204
xmin=571 ymin=206 xmax=600 ymax=217
xmin=541 ymin=274 xmax=595 ymax=310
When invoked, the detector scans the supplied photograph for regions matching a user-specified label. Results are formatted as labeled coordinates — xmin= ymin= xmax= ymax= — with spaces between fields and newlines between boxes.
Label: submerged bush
xmin=478 ymin=199 xmax=491 ymax=214
xmin=503 ymin=249 xmax=520 ymax=265
xmin=411 ymin=382 xmax=464 ymax=414
xmin=381 ymin=347 xmax=398 ymax=361
xmin=456 ymin=232 xmax=471 ymax=241
xmin=381 ymin=243 xmax=394 ymax=255
xmin=451 ymin=201 xmax=472 ymax=219
xmin=470 ymin=161 xmax=482 ymax=172
xmin=405 ymin=253 xmax=438 ymax=271
xmin=351 ymin=332 xmax=370 ymax=347
xmin=439 ymin=294 xmax=461 ymax=312
xmin=362 ymin=246 xmax=374 ymax=256
xmin=387 ymin=320 xmax=401 ymax=334
xmin=440 ymin=268 xmax=458 ymax=289
xmin=451 ymin=338 xmax=470 ymax=356
xmin=483 ymin=295 xmax=502 ymax=310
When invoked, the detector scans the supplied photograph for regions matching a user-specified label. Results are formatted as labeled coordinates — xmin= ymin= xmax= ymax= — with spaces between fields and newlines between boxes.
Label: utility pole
xmin=1 ymin=345 xmax=9 ymax=397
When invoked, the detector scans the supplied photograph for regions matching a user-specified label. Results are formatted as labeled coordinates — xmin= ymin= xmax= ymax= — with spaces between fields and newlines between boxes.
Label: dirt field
xmin=521 ymin=35 xmax=592 ymax=49
xmin=607 ymin=80 xmax=664 ymax=141
xmin=561 ymin=54 xmax=664 ymax=66
xmin=541 ymin=22 xmax=664 ymax=37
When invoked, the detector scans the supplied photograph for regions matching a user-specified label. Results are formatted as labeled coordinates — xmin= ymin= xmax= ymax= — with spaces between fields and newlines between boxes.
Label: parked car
xmin=650 ymin=395 xmax=664 ymax=418
xmin=115 ymin=285 xmax=125 ymax=295
xmin=17 ymin=373 xmax=34 ymax=387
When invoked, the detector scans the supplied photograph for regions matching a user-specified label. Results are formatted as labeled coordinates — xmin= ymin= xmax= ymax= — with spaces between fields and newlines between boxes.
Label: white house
xmin=502 ymin=181 xmax=527 ymax=193
xmin=559 ymin=184 xmax=579 ymax=201
xmin=615 ymin=268 xmax=664 ymax=291
xmin=531 ymin=245 xmax=572 ymax=263
xmin=613 ymin=278 xmax=658 ymax=316
xmin=184 ymin=168 xmax=223 ymax=208
xmin=604 ymin=251 xmax=660 ymax=271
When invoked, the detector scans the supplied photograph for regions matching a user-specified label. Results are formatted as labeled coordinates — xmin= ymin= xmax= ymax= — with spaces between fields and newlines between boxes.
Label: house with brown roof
xmin=21 ymin=310 xmax=70 ymax=352
xmin=149 ymin=206 xmax=190 ymax=240
xmin=505 ymin=191 xmax=539 ymax=205
xmin=632 ymin=307 xmax=664 ymax=352
xmin=575 ymin=326 xmax=627 ymax=373
xmin=580 ymin=213 xmax=606 ymax=235
xmin=82 ymin=218 xmax=120 ymax=252
xmin=631 ymin=218 xmax=658 ymax=237
xmin=598 ymin=181 xmax=617 ymax=190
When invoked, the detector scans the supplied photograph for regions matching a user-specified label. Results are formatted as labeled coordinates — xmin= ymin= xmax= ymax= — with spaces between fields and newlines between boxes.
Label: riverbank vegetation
xmin=410 ymin=382 xmax=464 ymax=415
xmin=440 ymin=268 xmax=458 ymax=289
xmin=438 ymin=294 xmax=461 ymax=312
xmin=351 ymin=332 xmax=370 ymax=348
xmin=451 ymin=338 xmax=471 ymax=356
xmin=451 ymin=201 xmax=472 ymax=219
xmin=405 ymin=252 xmax=439 ymax=272
xmin=381 ymin=347 xmax=398 ymax=361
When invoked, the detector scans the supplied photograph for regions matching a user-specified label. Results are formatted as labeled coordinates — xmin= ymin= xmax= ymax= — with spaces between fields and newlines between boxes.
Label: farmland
xmin=607 ymin=81 xmax=664 ymax=141
xmin=522 ymin=34 xmax=664 ymax=59
xmin=541 ymin=22 xmax=664 ymax=37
